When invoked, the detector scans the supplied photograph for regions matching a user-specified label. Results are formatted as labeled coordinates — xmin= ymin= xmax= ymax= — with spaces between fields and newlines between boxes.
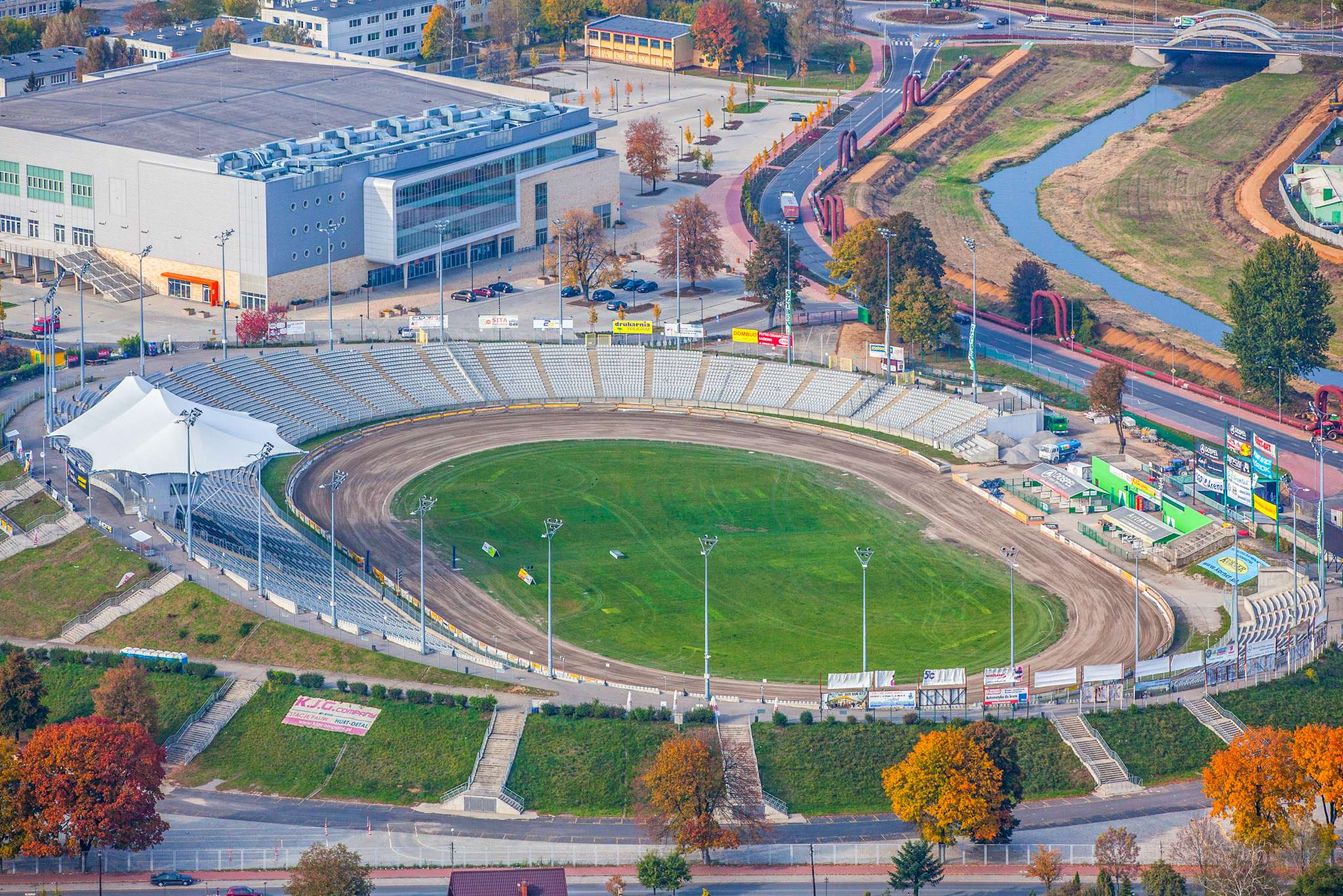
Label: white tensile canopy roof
xmin=53 ymin=377 xmax=301 ymax=476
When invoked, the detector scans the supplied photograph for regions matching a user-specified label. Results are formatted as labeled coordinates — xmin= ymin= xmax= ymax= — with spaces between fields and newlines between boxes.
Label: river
xmin=980 ymin=58 xmax=1343 ymax=388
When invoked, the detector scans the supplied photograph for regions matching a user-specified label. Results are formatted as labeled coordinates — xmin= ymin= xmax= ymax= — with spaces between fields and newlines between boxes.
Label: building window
xmin=402 ymin=24 xmax=414 ymax=33
xmin=0 ymin=215 xmax=17 ymax=235
xmin=386 ymin=9 xmax=397 ymax=16
xmin=52 ymin=223 xmax=64 ymax=242
xmin=403 ymin=41 xmax=415 ymax=50
xmin=384 ymin=27 xmax=395 ymax=36
xmin=367 ymin=47 xmax=380 ymax=55
xmin=26 ymin=219 xmax=37 ymax=238
xmin=348 ymin=16 xmax=361 ymax=24
xmin=167 ymin=278 xmax=192 ymax=299
xmin=534 ymin=226 xmax=547 ymax=247
xmin=25 ymin=165 xmax=63 ymax=203
xmin=367 ymin=13 xmax=379 ymax=21
xmin=534 ymin=181 xmax=548 ymax=217
xmin=500 ymin=235 xmax=514 ymax=256
xmin=71 ymin=172 xmax=92 ymax=208
xmin=0 ymin=161 xmax=17 ymax=197
xmin=240 ymin=291 xmax=267 ymax=310
xmin=638 ymin=36 xmax=648 ymax=46
xmin=349 ymin=33 xmax=362 ymax=43
xmin=594 ymin=202 xmax=612 ymax=227
xmin=72 ymin=226 xmax=92 ymax=247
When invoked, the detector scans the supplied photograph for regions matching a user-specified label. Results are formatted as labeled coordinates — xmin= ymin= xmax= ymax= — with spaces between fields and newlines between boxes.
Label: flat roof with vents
xmin=0 ymin=45 xmax=84 ymax=80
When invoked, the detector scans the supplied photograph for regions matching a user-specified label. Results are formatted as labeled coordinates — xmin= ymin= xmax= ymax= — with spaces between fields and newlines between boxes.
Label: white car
xmin=1028 ymin=13 xmax=1049 ymax=21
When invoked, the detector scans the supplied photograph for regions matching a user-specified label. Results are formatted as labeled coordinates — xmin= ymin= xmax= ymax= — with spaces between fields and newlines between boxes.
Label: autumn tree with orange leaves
xmin=1292 ymin=723 xmax=1343 ymax=830
xmin=624 ymin=117 xmax=673 ymax=195
xmin=639 ymin=732 xmax=763 ymax=863
xmin=0 ymin=735 xmax=19 ymax=860
xmin=882 ymin=727 xmax=1006 ymax=848
xmin=16 ymin=716 xmax=167 ymax=865
xmin=1203 ymin=726 xmax=1313 ymax=849
xmin=92 ymin=659 xmax=159 ymax=738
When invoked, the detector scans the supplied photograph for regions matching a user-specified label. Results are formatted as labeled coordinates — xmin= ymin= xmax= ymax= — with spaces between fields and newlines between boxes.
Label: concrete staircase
xmin=1184 ymin=695 xmax=1246 ymax=744
xmin=443 ymin=709 xmax=527 ymax=815
xmin=164 ymin=677 xmax=262 ymax=767
xmin=0 ymin=476 xmax=41 ymax=511
xmin=0 ymin=511 xmax=81 ymax=561
xmin=718 ymin=722 xmax=789 ymax=821
xmin=57 ymin=249 xmax=157 ymax=303
xmin=1051 ymin=713 xmax=1142 ymax=795
xmin=57 ymin=571 xmax=184 ymax=643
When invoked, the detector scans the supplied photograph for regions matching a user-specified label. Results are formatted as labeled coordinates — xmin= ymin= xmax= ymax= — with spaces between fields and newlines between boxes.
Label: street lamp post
xmin=1310 ymin=410 xmax=1330 ymax=641
xmin=178 ymin=408 xmax=202 ymax=560
xmin=135 ymin=245 xmax=152 ymax=377
xmin=877 ymin=228 xmax=894 ymax=383
xmin=77 ymin=260 xmax=90 ymax=389
xmin=1001 ymin=545 xmax=1018 ymax=668
xmin=251 ymin=442 xmax=273 ymax=595
xmin=216 ymin=229 xmax=234 ymax=359
xmin=670 ymin=212 xmax=682 ymax=350
xmin=1132 ymin=546 xmax=1147 ymax=693
xmin=318 ymin=221 xmax=341 ymax=351
xmin=700 ymin=535 xmax=717 ymax=701
xmin=416 ymin=495 xmax=438 ymax=654
xmin=855 ymin=547 xmax=873 ymax=674
xmin=543 ymin=518 xmax=564 ymax=676
xmin=552 ymin=218 xmax=565 ymax=345
xmin=320 ymin=469 xmax=348 ymax=628
xmin=435 ymin=221 xmax=450 ymax=344
xmin=782 ymin=220 xmax=795 ymax=364
xmin=962 ymin=236 xmax=979 ymax=401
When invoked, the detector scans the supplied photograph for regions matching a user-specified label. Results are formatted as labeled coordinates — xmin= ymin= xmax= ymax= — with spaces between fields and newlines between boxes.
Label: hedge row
xmin=265 ymin=669 xmax=498 ymax=711
xmin=2 ymin=643 xmax=217 ymax=679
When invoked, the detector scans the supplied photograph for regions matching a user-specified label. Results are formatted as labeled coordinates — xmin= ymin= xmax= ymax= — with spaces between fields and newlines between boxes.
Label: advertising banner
xmin=282 ymin=695 xmax=381 ymax=736
xmin=1198 ymin=547 xmax=1262 ymax=585
xmin=1082 ymin=663 xmax=1124 ymax=683
xmin=1195 ymin=468 xmax=1226 ymax=495
xmin=613 ymin=320 xmax=653 ymax=335
xmin=1205 ymin=644 xmax=1238 ymax=665
xmin=67 ymin=459 xmax=90 ymax=495
xmin=920 ymin=668 xmax=966 ymax=688
xmin=1253 ymin=493 xmax=1279 ymax=521
xmin=1033 ymin=667 xmax=1078 ymax=690
xmin=409 ymin=314 xmax=446 ymax=330
xmin=868 ymin=343 xmax=907 ymax=362
xmin=1196 ymin=440 xmax=1224 ymax=467
xmin=824 ymin=691 xmax=867 ymax=709
xmin=871 ymin=670 xmax=899 ymax=689
xmin=532 ymin=318 xmax=575 ymax=330
xmin=663 ymin=322 xmax=705 ymax=338
xmin=868 ymin=689 xmax=917 ymax=709
xmin=1251 ymin=433 xmax=1277 ymax=479
xmin=983 ymin=687 xmax=1028 ymax=706
xmin=477 ymin=315 xmax=519 ymax=329
xmin=517 ymin=568 xmax=535 ymax=585
xmin=757 ymin=331 xmax=792 ymax=347
xmin=0 ymin=517 xmax=12 ymax=537
xmin=983 ymin=665 xmax=1024 ymax=686
xmin=269 ymin=320 xmax=306 ymax=337
xmin=481 ymin=542 xmax=498 ymax=557
xmin=732 ymin=328 xmax=759 ymax=343
xmin=1227 ymin=424 xmax=1252 ymax=458
xmin=826 ymin=672 xmax=872 ymax=690
xmin=1227 ymin=464 xmax=1253 ymax=507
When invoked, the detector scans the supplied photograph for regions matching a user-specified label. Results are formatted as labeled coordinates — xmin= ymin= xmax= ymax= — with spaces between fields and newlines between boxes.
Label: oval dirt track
xmin=293 ymin=407 xmax=1167 ymax=701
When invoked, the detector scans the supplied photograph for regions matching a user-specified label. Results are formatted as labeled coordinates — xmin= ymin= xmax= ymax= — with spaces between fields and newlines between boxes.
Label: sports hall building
xmin=0 ymin=43 xmax=617 ymax=307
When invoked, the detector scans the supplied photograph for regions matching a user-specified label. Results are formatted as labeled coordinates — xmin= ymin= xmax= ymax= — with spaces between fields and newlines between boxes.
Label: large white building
xmin=261 ymin=0 xmax=488 ymax=58
xmin=0 ymin=43 xmax=617 ymax=308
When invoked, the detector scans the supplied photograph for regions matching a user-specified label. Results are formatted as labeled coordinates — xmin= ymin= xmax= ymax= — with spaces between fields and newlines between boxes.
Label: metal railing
xmin=162 ymin=678 xmax=233 ymax=755
xmin=1077 ymin=712 xmax=1142 ymax=787
xmin=57 ymin=569 xmax=171 ymax=640
xmin=439 ymin=781 xmax=469 ymax=803
xmin=1205 ymin=693 xmax=1248 ymax=733
xmin=762 ymin=790 xmax=788 ymax=816
xmin=499 ymin=785 xmax=526 ymax=813
xmin=467 ymin=709 xmax=497 ymax=789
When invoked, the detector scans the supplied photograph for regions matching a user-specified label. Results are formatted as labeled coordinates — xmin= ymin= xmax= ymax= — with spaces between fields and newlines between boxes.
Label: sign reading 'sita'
xmin=282 ymin=695 xmax=381 ymax=736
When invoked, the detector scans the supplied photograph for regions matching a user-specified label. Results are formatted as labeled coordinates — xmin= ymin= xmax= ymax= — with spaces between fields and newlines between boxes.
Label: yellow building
xmin=585 ymin=15 xmax=694 ymax=71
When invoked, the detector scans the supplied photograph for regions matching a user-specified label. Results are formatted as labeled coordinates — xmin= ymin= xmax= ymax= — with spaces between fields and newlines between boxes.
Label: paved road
xmin=0 ymin=880 xmax=1047 ymax=895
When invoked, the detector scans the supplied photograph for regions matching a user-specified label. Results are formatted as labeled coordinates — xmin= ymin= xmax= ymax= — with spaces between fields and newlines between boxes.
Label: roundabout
xmin=290 ymin=407 xmax=1169 ymax=700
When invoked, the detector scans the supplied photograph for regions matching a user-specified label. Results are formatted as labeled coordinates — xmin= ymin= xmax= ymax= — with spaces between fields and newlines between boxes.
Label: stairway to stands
xmin=717 ymin=722 xmax=791 ymax=820
xmin=443 ymin=709 xmax=527 ymax=814
xmin=164 ymin=677 xmax=262 ymax=767
xmin=57 ymin=250 xmax=156 ymax=304
xmin=1183 ymin=695 xmax=1246 ymax=744
xmin=1051 ymin=714 xmax=1141 ymax=795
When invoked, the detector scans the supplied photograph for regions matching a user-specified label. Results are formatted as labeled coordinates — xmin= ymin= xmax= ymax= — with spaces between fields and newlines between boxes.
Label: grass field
xmin=508 ymin=715 xmax=687 ymax=816
xmin=396 ymin=441 xmax=1064 ymax=682
xmin=1219 ymin=649 xmax=1343 ymax=728
xmin=0 ymin=460 xmax=23 ymax=482
xmin=89 ymin=582 xmax=541 ymax=694
xmin=1086 ymin=702 xmax=1223 ymax=785
xmin=0 ymin=528 xmax=153 ymax=639
xmin=177 ymin=683 xmax=490 ymax=803
xmin=39 ymin=662 xmax=222 ymax=742
xmin=4 ymin=491 xmax=62 ymax=531
xmin=1040 ymin=72 xmax=1326 ymax=323
xmin=753 ymin=717 xmax=1093 ymax=815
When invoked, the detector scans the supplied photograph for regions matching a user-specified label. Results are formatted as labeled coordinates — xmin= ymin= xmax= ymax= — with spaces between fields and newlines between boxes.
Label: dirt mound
xmin=1096 ymin=323 xmax=1242 ymax=390
xmin=878 ymin=8 xmax=975 ymax=24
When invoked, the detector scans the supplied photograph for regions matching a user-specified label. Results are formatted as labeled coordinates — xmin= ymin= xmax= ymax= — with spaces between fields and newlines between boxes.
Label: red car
xmin=31 ymin=314 xmax=60 ymax=335
xmin=471 ymin=286 xmax=495 ymax=299
xmin=224 ymin=888 xmax=262 ymax=896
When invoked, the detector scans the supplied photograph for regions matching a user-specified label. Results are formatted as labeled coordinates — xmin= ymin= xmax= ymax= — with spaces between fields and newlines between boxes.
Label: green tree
xmin=40 ymin=10 xmax=84 ymax=47
xmin=262 ymin=22 xmax=313 ymax=45
xmin=1224 ymin=234 xmax=1335 ymax=394
xmin=635 ymin=851 xmax=692 ymax=894
xmin=22 ymin=71 xmax=38 ymax=92
xmin=0 ymin=651 xmax=46 ymax=739
xmin=889 ymin=840 xmax=944 ymax=896
xmin=964 ymin=720 xmax=1021 ymax=843
xmin=0 ymin=17 xmax=41 ymax=54
xmin=744 ymin=222 xmax=800 ymax=328
xmin=75 ymin=35 xmax=110 ymax=78
xmin=1290 ymin=864 xmax=1343 ymax=896
xmin=419 ymin=4 xmax=462 ymax=59
xmin=286 ymin=844 xmax=372 ymax=896
xmin=221 ymin=0 xmax=258 ymax=16
xmin=1088 ymin=362 xmax=1127 ymax=453
xmin=165 ymin=0 xmax=219 ymax=22
xmin=196 ymin=18 xmax=245 ymax=50
xmin=1008 ymin=259 xmax=1051 ymax=326
xmin=540 ymin=0 xmax=584 ymax=45
xmin=890 ymin=270 xmax=953 ymax=355
xmin=827 ymin=212 xmax=943 ymax=326
xmin=1140 ymin=860 xmax=1187 ymax=896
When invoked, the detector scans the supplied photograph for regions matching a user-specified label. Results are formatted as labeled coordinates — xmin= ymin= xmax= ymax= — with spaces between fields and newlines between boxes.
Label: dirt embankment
xmin=878 ymin=8 xmax=975 ymax=24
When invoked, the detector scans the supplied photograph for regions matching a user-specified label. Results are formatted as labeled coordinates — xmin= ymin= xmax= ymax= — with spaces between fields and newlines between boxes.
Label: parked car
xmin=611 ymin=277 xmax=633 ymax=290
xmin=488 ymin=280 xmax=515 ymax=293
xmin=451 ymin=289 xmax=478 ymax=302
xmin=1088 ymin=17 xmax=1107 ymax=24
xmin=995 ymin=16 xmax=1009 ymax=24
xmin=591 ymin=288 xmax=616 ymax=303
xmin=224 ymin=887 xmax=262 ymax=896
xmin=397 ymin=326 xmax=417 ymax=340
xmin=31 ymin=315 xmax=59 ymax=335
xmin=471 ymin=286 xmax=495 ymax=298
xmin=635 ymin=281 xmax=659 ymax=293
xmin=788 ymin=111 xmax=806 ymax=122
xmin=560 ymin=285 xmax=582 ymax=297
xmin=1028 ymin=12 xmax=1049 ymax=20
xmin=85 ymin=25 xmax=110 ymax=35
xmin=624 ymin=278 xmax=646 ymax=291
xmin=606 ymin=299 xmax=630 ymax=311
xmin=150 ymin=873 xmax=196 ymax=887
xmin=976 ymin=20 xmax=995 ymax=28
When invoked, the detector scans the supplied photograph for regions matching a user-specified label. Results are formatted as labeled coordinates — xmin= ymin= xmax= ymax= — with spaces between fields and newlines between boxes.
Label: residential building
xmin=584 ymin=14 xmax=693 ymax=70
xmin=0 ymin=0 xmax=57 ymax=20
xmin=261 ymin=0 xmax=487 ymax=58
xmin=123 ymin=17 xmax=270 ymax=61
xmin=447 ymin=868 xmax=567 ymax=896
xmin=0 ymin=46 xmax=84 ymax=98
xmin=0 ymin=43 xmax=617 ymax=307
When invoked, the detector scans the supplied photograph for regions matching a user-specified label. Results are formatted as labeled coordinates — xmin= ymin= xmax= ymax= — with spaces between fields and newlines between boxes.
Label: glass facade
xmin=71 ymin=173 xmax=93 ymax=209
xmin=0 ymin=161 xmax=18 ymax=197
xmin=26 ymin=165 xmax=63 ymax=203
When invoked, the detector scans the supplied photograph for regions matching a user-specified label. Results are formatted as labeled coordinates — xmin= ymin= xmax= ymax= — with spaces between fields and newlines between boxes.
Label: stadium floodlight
xmin=434 ymin=220 xmax=451 ymax=345
xmin=877 ymin=227 xmax=895 ymax=383
xmin=855 ymin=547 xmax=874 ymax=675
xmin=699 ymin=534 xmax=718 ymax=702
xmin=250 ymin=442 xmax=274 ymax=595
xmin=552 ymin=218 xmax=565 ymax=346
xmin=319 ymin=469 xmax=349 ymax=628
xmin=216 ymin=229 xmax=234 ymax=359
xmin=317 ymin=220 xmax=342 ymax=351
xmin=543 ymin=518 xmax=564 ymax=677
xmin=415 ymin=495 xmax=438 ymax=655
xmin=177 ymin=408 xmax=202 ymax=560
xmin=962 ymin=235 xmax=979 ymax=401
xmin=669 ymin=212 xmax=682 ymax=351
xmin=1000 ymin=545 xmax=1018 ymax=669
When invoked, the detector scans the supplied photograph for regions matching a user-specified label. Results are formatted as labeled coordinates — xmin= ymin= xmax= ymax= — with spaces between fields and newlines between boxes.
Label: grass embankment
xmin=177 ymin=683 xmax=489 ymax=803
xmin=0 ymin=528 xmax=153 ymax=639
xmin=1086 ymin=703 xmax=1223 ymax=785
xmin=508 ymin=715 xmax=685 ymax=816
xmin=39 ymin=661 xmax=222 ymax=743
xmin=4 ymin=490 xmax=62 ymax=531
xmin=1218 ymin=648 xmax=1343 ymax=728
xmin=753 ymin=718 xmax=1093 ymax=815
xmin=89 ymin=582 xmax=536 ymax=694
xmin=1040 ymin=72 xmax=1328 ymax=327
xmin=398 ymin=440 xmax=1064 ymax=683
xmin=0 ymin=460 xmax=25 ymax=482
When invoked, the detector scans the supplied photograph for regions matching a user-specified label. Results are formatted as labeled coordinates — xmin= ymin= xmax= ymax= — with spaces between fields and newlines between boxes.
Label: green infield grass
xmin=395 ymin=440 xmax=1064 ymax=683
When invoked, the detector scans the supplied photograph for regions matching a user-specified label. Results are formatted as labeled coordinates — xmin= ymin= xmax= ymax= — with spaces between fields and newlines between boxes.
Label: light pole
xmin=670 ymin=212 xmax=682 ymax=349
xmin=177 ymin=408 xmax=202 ymax=559
xmin=135 ymin=245 xmax=151 ymax=377
xmin=318 ymin=220 xmax=341 ymax=351
xmin=552 ymin=218 xmax=565 ymax=345
xmin=415 ymin=495 xmax=438 ymax=654
xmin=877 ymin=227 xmax=894 ymax=383
xmin=855 ymin=547 xmax=873 ymax=675
xmin=1132 ymin=545 xmax=1148 ymax=692
xmin=216 ymin=229 xmax=234 ymax=359
xmin=77 ymin=260 xmax=90 ymax=389
xmin=1310 ymin=409 xmax=1330 ymax=641
xmin=1001 ymin=545 xmax=1018 ymax=669
xmin=962 ymin=236 xmax=979 ymax=401
xmin=320 ymin=469 xmax=348 ymax=628
xmin=700 ymin=534 xmax=718 ymax=701
xmin=251 ymin=442 xmax=273 ymax=595
xmin=782 ymin=220 xmax=795 ymax=364
xmin=435 ymin=220 xmax=450 ymax=344
xmin=543 ymin=518 xmax=564 ymax=676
